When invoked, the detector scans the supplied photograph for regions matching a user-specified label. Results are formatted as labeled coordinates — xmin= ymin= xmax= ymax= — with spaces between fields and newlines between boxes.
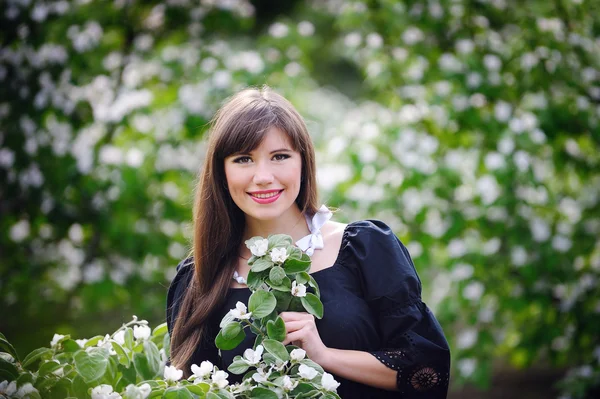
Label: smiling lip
xmin=247 ymin=189 xmax=283 ymax=204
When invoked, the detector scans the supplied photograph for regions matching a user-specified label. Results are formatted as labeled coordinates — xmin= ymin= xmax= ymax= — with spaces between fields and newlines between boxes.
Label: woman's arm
xmin=280 ymin=311 xmax=397 ymax=391
xmin=317 ymin=347 xmax=398 ymax=391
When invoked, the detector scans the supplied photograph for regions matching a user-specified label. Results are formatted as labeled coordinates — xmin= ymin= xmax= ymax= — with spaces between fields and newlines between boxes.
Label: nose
xmin=253 ymin=161 xmax=274 ymax=185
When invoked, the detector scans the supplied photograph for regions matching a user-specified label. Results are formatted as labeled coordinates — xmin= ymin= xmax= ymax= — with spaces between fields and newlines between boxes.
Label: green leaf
xmin=273 ymin=291 xmax=292 ymax=312
xmin=71 ymin=374 xmax=89 ymax=399
xmin=117 ymin=363 xmax=137 ymax=388
xmin=133 ymin=352 xmax=155 ymax=380
xmin=266 ymin=317 xmax=286 ymax=342
xmin=38 ymin=359 xmax=62 ymax=377
xmin=152 ymin=323 xmax=168 ymax=338
xmin=290 ymin=382 xmax=315 ymax=396
xmin=219 ymin=311 xmax=235 ymax=328
xmin=216 ymin=389 xmax=235 ymax=399
xmin=22 ymin=347 xmax=52 ymax=370
xmin=222 ymin=321 xmax=242 ymax=340
xmin=148 ymin=390 xmax=165 ymax=399
xmin=283 ymin=257 xmax=311 ymax=274
xmin=83 ymin=336 xmax=104 ymax=348
xmin=308 ymin=275 xmax=320 ymax=298
xmin=267 ymin=276 xmax=291 ymax=292
xmin=111 ymin=341 xmax=130 ymax=367
xmin=143 ymin=340 xmax=161 ymax=377
xmin=248 ymin=291 xmax=277 ymax=318
xmin=0 ymin=337 xmax=19 ymax=362
xmin=267 ymin=234 xmax=293 ymax=248
xmin=301 ymin=293 xmax=324 ymax=319
xmin=60 ymin=339 xmax=81 ymax=353
xmin=206 ymin=393 xmax=221 ymax=399
xmin=250 ymin=387 xmax=279 ymax=399
xmin=16 ymin=372 xmax=34 ymax=387
xmin=215 ymin=328 xmax=246 ymax=351
xmin=296 ymin=272 xmax=310 ymax=285
xmin=288 ymin=296 xmax=305 ymax=312
xmin=228 ymin=359 xmax=250 ymax=374
xmin=289 ymin=247 xmax=303 ymax=260
xmin=250 ymin=258 xmax=273 ymax=272
xmin=262 ymin=339 xmax=289 ymax=362
xmin=73 ymin=350 xmax=108 ymax=383
xmin=163 ymin=333 xmax=170 ymax=359
xmin=163 ymin=386 xmax=194 ymax=399
xmin=187 ymin=383 xmax=210 ymax=395
xmin=246 ymin=270 xmax=265 ymax=290
xmin=269 ymin=266 xmax=286 ymax=284
xmin=0 ymin=357 xmax=19 ymax=380
xmin=124 ymin=329 xmax=134 ymax=350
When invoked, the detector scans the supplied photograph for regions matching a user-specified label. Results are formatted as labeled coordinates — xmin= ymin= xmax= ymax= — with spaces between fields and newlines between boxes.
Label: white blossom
xmin=269 ymin=22 xmax=289 ymax=38
xmin=211 ymin=370 xmax=229 ymax=388
xmin=457 ymin=358 xmax=476 ymax=377
xmin=249 ymin=239 xmax=269 ymax=257
xmin=291 ymin=281 xmax=307 ymax=297
xmin=124 ymin=383 xmax=151 ymax=399
xmin=9 ymin=220 xmax=30 ymax=243
xmin=463 ymin=282 xmax=484 ymax=301
xmin=457 ymin=328 xmax=478 ymax=349
xmin=242 ymin=345 xmax=263 ymax=365
xmin=91 ymin=384 xmax=122 ymax=399
xmin=163 ymin=365 xmax=183 ymax=382
xmin=270 ymin=247 xmax=288 ymax=264
xmin=297 ymin=21 xmax=315 ymax=36
xmin=530 ymin=218 xmax=551 ymax=242
xmin=251 ymin=367 xmax=271 ymax=383
xmin=290 ymin=348 xmax=306 ymax=361
xmin=113 ymin=330 xmax=126 ymax=345
xmin=0 ymin=380 xmax=17 ymax=396
xmin=282 ymin=375 xmax=298 ymax=391
xmin=321 ymin=372 xmax=340 ymax=391
xmin=298 ymin=364 xmax=318 ymax=380
xmin=133 ymin=325 xmax=151 ymax=340
xmin=229 ymin=301 xmax=252 ymax=320
xmin=50 ymin=333 xmax=65 ymax=347
xmin=511 ymin=246 xmax=528 ymax=267
xmin=16 ymin=383 xmax=39 ymax=398
xmin=191 ymin=361 xmax=214 ymax=379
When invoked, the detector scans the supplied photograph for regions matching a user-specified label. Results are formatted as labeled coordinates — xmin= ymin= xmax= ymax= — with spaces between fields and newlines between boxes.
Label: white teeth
xmin=251 ymin=191 xmax=280 ymax=199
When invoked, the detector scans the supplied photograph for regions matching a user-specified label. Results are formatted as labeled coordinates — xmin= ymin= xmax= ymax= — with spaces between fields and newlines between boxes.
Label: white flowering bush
xmin=0 ymin=236 xmax=340 ymax=398
xmin=2 ymin=0 xmax=600 ymax=397
xmin=0 ymin=316 xmax=170 ymax=399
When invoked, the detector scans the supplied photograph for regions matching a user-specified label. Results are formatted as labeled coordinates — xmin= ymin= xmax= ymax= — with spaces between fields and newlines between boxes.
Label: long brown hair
xmin=170 ymin=86 xmax=319 ymax=374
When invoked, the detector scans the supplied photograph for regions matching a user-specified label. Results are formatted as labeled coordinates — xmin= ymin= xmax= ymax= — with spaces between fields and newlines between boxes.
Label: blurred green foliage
xmin=1 ymin=0 xmax=599 ymax=397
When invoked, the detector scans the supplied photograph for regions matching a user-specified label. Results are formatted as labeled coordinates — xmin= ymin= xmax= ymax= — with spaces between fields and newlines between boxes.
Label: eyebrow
xmin=234 ymin=148 xmax=293 ymax=155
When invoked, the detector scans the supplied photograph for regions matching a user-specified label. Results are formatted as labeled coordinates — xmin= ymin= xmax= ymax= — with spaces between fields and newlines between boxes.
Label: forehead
xmin=256 ymin=126 xmax=294 ymax=150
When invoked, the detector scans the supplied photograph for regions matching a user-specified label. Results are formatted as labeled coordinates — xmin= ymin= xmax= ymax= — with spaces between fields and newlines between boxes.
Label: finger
xmin=282 ymin=330 xmax=305 ymax=346
xmin=280 ymin=311 xmax=313 ymax=321
xmin=283 ymin=320 xmax=306 ymax=333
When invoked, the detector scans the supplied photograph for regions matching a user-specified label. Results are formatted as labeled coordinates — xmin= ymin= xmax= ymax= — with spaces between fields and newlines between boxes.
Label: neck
xmin=242 ymin=205 xmax=310 ymax=248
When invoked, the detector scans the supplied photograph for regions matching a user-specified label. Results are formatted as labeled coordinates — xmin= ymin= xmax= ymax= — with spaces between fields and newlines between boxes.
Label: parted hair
xmin=169 ymin=86 xmax=319 ymax=375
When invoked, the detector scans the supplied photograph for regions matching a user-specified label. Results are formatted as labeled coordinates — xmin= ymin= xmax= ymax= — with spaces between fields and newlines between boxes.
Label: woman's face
xmin=224 ymin=126 xmax=303 ymax=223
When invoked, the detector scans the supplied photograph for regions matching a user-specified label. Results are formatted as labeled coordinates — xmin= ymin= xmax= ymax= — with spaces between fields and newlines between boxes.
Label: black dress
xmin=166 ymin=220 xmax=451 ymax=398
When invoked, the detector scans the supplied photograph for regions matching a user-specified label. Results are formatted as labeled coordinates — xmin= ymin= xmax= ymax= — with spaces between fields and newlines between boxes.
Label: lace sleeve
xmin=368 ymin=300 xmax=450 ymax=397
xmin=344 ymin=220 xmax=450 ymax=397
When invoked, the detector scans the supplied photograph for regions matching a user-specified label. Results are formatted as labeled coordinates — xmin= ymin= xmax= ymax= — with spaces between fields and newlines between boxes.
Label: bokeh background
xmin=1 ymin=0 xmax=599 ymax=397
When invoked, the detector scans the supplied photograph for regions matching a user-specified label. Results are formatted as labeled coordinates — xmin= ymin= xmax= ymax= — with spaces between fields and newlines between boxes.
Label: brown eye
xmin=273 ymin=154 xmax=291 ymax=161
xmin=233 ymin=156 xmax=252 ymax=164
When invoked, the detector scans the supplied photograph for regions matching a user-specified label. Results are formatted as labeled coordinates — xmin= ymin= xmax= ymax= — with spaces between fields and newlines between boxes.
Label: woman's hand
xmin=280 ymin=311 xmax=330 ymax=365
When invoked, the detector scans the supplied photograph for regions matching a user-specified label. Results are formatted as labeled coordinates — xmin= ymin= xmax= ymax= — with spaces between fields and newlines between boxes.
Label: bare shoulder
xmin=309 ymin=220 xmax=348 ymax=273
xmin=322 ymin=220 xmax=347 ymax=246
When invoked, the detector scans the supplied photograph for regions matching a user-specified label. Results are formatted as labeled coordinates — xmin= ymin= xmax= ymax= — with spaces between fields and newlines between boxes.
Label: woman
xmin=166 ymin=87 xmax=450 ymax=398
